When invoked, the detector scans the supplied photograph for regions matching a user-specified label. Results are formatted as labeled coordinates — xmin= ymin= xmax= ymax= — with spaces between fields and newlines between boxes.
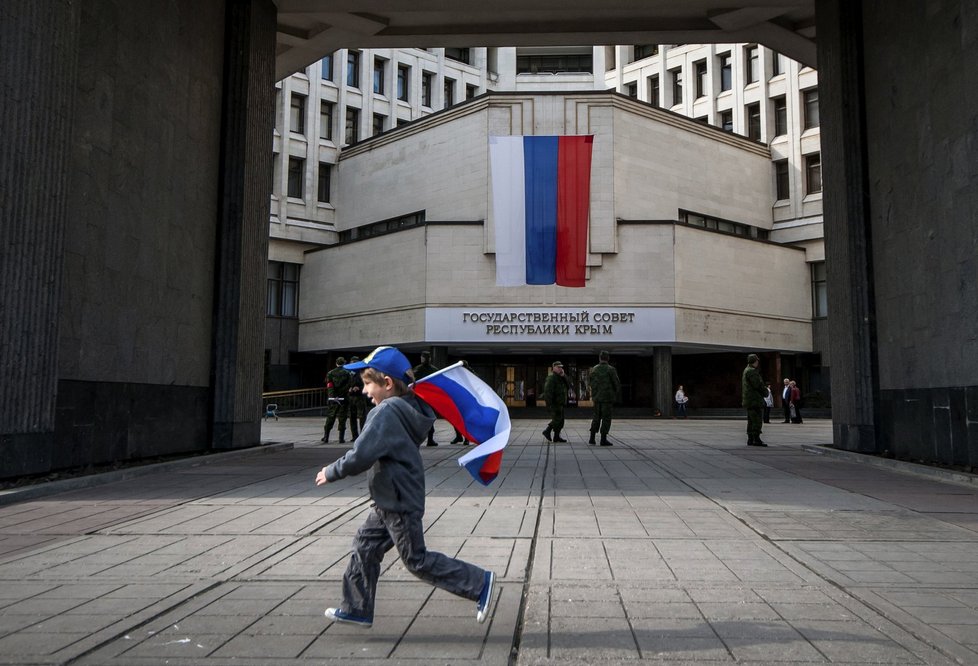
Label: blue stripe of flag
xmin=523 ymin=136 xmax=558 ymax=285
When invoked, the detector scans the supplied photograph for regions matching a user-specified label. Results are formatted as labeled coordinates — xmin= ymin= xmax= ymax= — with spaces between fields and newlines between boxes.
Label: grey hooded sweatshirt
xmin=324 ymin=393 xmax=435 ymax=514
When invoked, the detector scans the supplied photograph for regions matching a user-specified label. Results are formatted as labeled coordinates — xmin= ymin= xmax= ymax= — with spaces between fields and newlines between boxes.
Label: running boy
xmin=315 ymin=346 xmax=495 ymax=628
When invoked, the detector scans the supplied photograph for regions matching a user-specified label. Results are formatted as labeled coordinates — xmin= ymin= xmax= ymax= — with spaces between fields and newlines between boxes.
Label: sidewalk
xmin=0 ymin=418 xmax=975 ymax=664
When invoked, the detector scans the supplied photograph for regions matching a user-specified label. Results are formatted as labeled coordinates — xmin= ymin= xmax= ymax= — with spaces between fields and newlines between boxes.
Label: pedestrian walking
xmin=674 ymin=385 xmax=689 ymax=418
xmin=781 ymin=378 xmax=792 ymax=423
xmin=763 ymin=383 xmax=773 ymax=424
xmin=789 ymin=380 xmax=804 ymax=423
xmin=542 ymin=361 xmax=570 ymax=443
xmin=347 ymin=355 xmax=367 ymax=440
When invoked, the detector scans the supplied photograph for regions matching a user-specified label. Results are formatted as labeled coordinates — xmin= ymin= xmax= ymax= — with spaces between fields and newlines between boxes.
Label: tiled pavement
xmin=0 ymin=417 xmax=977 ymax=664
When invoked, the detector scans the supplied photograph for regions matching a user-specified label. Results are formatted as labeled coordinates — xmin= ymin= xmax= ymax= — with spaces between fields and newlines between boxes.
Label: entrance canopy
xmin=274 ymin=0 xmax=817 ymax=79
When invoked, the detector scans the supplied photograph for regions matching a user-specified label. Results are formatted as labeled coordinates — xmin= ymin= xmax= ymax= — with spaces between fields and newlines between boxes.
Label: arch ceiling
xmin=274 ymin=0 xmax=817 ymax=80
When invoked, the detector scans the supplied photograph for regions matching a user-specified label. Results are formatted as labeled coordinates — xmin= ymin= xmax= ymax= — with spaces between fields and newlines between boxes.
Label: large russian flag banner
xmin=412 ymin=362 xmax=511 ymax=486
xmin=490 ymin=135 xmax=594 ymax=287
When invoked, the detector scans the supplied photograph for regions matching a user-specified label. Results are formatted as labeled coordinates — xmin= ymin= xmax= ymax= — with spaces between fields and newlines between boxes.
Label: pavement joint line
xmin=801 ymin=444 xmax=978 ymax=488
xmin=509 ymin=437 xmax=550 ymax=665
xmin=613 ymin=437 xmax=971 ymax=666
xmin=0 ymin=443 xmax=295 ymax=508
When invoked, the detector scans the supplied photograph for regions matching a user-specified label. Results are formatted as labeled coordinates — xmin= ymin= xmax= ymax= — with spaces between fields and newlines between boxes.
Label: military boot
xmin=542 ymin=426 xmax=552 ymax=442
xmin=588 ymin=432 xmax=596 ymax=445
xmin=339 ymin=427 xmax=346 ymax=444
xmin=600 ymin=435 xmax=612 ymax=446
xmin=553 ymin=430 xmax=567 ymax=443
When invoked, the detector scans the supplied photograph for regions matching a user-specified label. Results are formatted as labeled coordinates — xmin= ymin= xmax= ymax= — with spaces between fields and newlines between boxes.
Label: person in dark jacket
xmin=315 ymin=346 xmax=495 ymax=628
xmin=542 ymin=361 xmax=571 ymax=443
xmin=741 ymin=353 xmax=767 ymax=447
xmin=347 ymin=355 xmax=367 ymax=440
xmin=587 ymin=351 xmax=621 ymax=446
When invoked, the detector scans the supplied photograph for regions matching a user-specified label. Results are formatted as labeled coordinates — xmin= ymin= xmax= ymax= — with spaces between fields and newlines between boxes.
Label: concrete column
xmin=430 ymin=346 xmax=450 ymax=370
xmin=0 ymin=1 xmax=79 ymax=476
xmin=210 ymin=0 xmax=277 ymax=449
xmin=815 ymin=0 xmax=880 ymax=453
xmin=652 ymin=347 xmax=673 ymax=417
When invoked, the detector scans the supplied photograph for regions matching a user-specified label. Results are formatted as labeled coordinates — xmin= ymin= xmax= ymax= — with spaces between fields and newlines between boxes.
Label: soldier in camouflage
xmin=741 ymin=353 xmax=768 ymax=447
xmin=542 ymin=361 xmax=570 ymax=443
xmin=322 ymin=356 xmax=352 ymax=443
xmin=587 ymin=351 xmax=621 ymax=446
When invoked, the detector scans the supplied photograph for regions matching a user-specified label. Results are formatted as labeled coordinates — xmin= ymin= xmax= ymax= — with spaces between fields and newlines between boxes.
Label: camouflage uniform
xmin=347 ymin=356 xmax=367 ymax=439
xmin=741 ymin=354 xmax=767 ymax=446
xmin=323 ymin=359 xmax=352 ymax=443
xmin=542 ymin=363 xmax=570 ymax=442
xmin=587 ymin=358 xmax=621 ymax=445
xmin=413 ymin=354 xmax=439 ymax=446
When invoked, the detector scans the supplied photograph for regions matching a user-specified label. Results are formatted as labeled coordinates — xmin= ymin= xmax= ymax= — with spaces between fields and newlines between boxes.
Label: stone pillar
xmin=652 ymin=347 xmax=673 ymax=417
xmin=430 ymin=346 xmax=450 ymax=370
xmin=0 ymin=1 xmax=80 ymax=476
xmin=210 ymin=0 xmax=276 ymax=449
xmin=816 ymin=0 xmax=880 ymax=453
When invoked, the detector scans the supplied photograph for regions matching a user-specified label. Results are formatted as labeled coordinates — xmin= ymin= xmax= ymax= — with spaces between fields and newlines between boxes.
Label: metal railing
xmin=261 ymin=388 xmax=327 ymax=415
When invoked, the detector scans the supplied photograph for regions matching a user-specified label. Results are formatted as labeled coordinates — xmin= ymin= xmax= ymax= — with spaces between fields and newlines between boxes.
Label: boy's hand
xmin=315 ymin=467 xmax=330 ymax=486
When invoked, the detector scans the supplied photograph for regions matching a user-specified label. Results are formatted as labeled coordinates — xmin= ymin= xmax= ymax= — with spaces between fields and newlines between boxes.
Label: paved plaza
xmin=1 ymin=417 xmax=977 ymax=664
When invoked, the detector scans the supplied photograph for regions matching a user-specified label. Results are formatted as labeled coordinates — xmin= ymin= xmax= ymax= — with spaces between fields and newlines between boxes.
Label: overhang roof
xmin=274 ymin=0 xmax=817 ymax=80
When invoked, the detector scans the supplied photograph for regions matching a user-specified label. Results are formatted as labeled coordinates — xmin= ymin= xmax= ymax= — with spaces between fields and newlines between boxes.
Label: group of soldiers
xmin=542 ymin=351 xmax=621 ymax=447
xmin=321 ymin=355 xmax=369 ymax=444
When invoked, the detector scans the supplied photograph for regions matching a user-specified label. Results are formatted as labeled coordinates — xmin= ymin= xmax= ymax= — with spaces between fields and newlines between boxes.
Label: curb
xmin=0 ymin=442 xmax=295 ymax=507
xmin=801 ymin=444 xmax=978 ymax=488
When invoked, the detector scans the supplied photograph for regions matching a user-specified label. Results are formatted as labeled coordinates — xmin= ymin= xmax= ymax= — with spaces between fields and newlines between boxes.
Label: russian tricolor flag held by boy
xmin=490 ymin=135 xmax=594 ymax=287
xmin=412 ymin=362 xmax=511 ymax=485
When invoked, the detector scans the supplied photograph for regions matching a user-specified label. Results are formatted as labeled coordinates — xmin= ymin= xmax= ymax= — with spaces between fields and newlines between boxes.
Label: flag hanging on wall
xmin=489 ymin=135 xmax=594 ymax=287
xmin=412 ymin=362 xmax=511 ymax=486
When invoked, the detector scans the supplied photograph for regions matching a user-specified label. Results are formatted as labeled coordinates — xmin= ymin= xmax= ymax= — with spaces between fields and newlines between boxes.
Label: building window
xmin=775 ymin=159 xmax=790 ymax=200
xmin=625 ymin=82 xmax=637 ymax=98
xmin=773 ymin=96 xmax=787 ymax=137
xmin=320 ymin=102 xmax=333 ymax=140
xmin=679 ymin=210 xmax=756 ymax=238
xmin=287 ymin=157 xmax=304 ymax=198
xmin=321 ymin=53 xmax=334 ymax=82
xmin=771 ymin=51 xmax=784 ymax=77
xmin=372 ymin=113 xmax=385 ymax=135
xmin=745 ymin=44 xmax=759 ymax=84
xmin=397 ymin=65 xmax=410 ymax=101
xmin=746 ymin=102 xmax=761 ymax=141
xmin=633 ymin=44 xmax=659 ymax=61
xmin=317 ymin=162 xmax=331 ymax=203
xmin=421 ymin=72 xmax=433 ymax=106
xmin=397 ymin=117 xmax=410 ymax=127
xmin=803 ymin=88 xmax=820 ymax=129
xmin=466 ymin=84 xmax=478 ymax=100
xmin=515 ymin=50 xmax=593 ymax=74
xmin=694 ymin=60 xmax=708 ymax=98
xmin=345 ymin=107 xmax=359 ymax=145
xmin=719 ymin=110 xmax=733 ymax=132
xmin=805 ymin=152 xmax=822 ymax=194
xmin=346 ymin=50 xmax=360 ymax=88
xmin=444 ymin=77 xmax=456 ymax=108
xmin=670 ymin=67 xmax=683 ymax=105
xmin=444 ymin=47 xmax=470 ymax=64
xmin=373 ymin=58 xmax=386 ymax=94
xmin=289 ymin=94 xmax=305 ymax=134
xmin=648 ymin=75 xmax=659 ymax=106
xmin=338 ymin=211 xmax=425 ymax=242
xmin=719 ymin=53 xmax=732 ymax=91
xmin=267 ymin=261 xmax=299 ymax=318
xmin=812 ymin=261 xmax=828 ymax=318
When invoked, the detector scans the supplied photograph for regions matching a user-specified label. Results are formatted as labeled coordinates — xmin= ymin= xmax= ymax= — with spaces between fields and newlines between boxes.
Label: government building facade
xmin=266 ymin=45 xmax=825 ymax=414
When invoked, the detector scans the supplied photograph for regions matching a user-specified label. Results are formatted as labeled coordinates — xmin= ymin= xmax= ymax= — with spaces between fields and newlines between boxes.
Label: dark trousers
xmin=782 ymin=402 xmax=791 ymax=423
xmin=590 ymin=401 xmax=614 ymax=436
xmin=746 ymin=407 xmax=763 ymax=437
xmin=342 ymin=506 xmax=486 ymax=619
xmin=547 ymin=404 xmax=565 ymax=432
xmin=763 ymin=405 xmax=771 ymax=423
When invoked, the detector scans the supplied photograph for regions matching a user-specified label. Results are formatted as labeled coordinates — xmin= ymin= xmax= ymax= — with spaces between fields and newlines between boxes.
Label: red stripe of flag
xmin=555 ymin=135 xmax=593 ymax=287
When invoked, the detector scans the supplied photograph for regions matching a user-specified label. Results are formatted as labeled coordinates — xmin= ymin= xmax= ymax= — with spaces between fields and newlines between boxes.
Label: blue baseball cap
xmin=344 ymin=346 xmax=413 ymax=383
